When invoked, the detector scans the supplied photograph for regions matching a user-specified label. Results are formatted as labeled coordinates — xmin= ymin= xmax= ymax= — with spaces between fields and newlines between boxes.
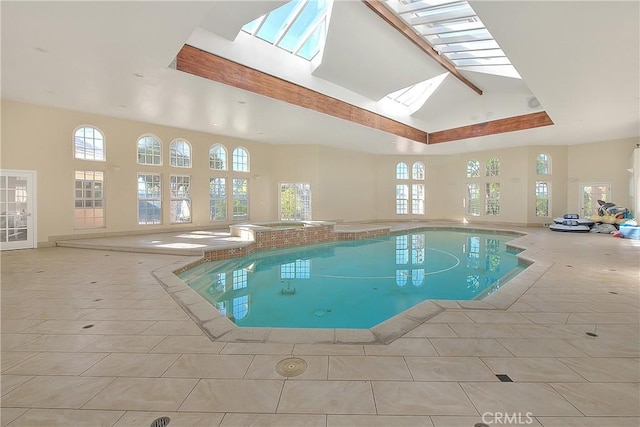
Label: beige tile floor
xmin=1 ymin=223 xmax=639 ymax=426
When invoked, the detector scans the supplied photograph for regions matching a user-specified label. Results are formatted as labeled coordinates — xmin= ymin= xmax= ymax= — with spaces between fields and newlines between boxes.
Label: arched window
xmin=74 ymin=126 xmax=105 ymax=161
xmin=412 ymin=162 xmax=425 ymax=180
xmin=232 ymin=147 xmax=249 ymax=172
xmin=466 ymin=160 xmax=480 ymax=178
xmin=536 ymin=153 xmax=551 ymax=175
xmin=137 ymin=135 xmax=162 ymax=165
xmin=395 ymin=161 xmax=425 ymax=215
xmin=170 ymin=139 xmax=191 ymax=168
xmin=209 ymin=144 xmax=227 ymax=170
xmin=396 ymin=162 xmax=408 ymax=180
xmin=486 ymin=158 xmax=500 ymax=176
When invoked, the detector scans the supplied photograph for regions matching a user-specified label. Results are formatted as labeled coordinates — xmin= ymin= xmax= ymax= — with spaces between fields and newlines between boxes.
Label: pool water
xmin=179 ymin=229 xmax=525 ymax=329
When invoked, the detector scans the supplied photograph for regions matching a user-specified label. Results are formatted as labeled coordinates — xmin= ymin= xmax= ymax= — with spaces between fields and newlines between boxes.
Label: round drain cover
xmin=276 ymin=357 xmax=307 ymax=377
xmin=150 ymin=416 xmax=170 ymax=427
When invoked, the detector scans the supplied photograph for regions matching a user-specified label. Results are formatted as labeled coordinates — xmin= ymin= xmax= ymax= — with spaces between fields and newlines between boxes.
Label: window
xmin=535 ymin=181 xmax=550 ymax=217
xmin=396 ymin=184 xmax=408 ymax=214
xmin=396 ymin=162 xmax=408 ymax=180
xmin=241 ymin=0 xmax=333 ymax=61
xmin=232 ymin=147 xmax=249 ymax=172
xmin=137 ymin=135 xmax=161 ymax=165
xmin=536 ymin=153 xmax=551 ymax=175
xmin=209 ymin=178 xmax=227 ymax=221
xmin=170 ymin=175 xmax=191 ymax=223
xmin=412 ymin=162 xmax=425 ymax=180
xmin=412 ymin=184 xmax=425 ymax=214
xmin=466 ymin=183 xmax=480 ymax=216
xmin=466 ymin=160 xmax=480 ymax=178
xmin=280 ymin=182 xmax=311 ymax=220
xmin=74 ymin=171 xmax=104 ymax=228
xmin=209 ymin=144 xmax=227 ymax=170
xmin=232 ymin=178 xmax=248 ymax=220
xmin=74 ymin=126 xmax=105 ymax=161
xmin=137 ymin=173 xmax=161 ymax=224
xmin=396 ymin=162 xmax=425 ymax=215
xmin=485 ymin=182 xmax=500 ymax=215
xmin=486 ymin=158 xmax=500 ymax=176
xmin=170 ymin=139 xmax=191 ymax=168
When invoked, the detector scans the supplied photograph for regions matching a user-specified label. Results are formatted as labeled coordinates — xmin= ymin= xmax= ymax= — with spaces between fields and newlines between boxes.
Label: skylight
xmin=241 ymin=0 xmax=333 ymax=61
xmin=383 ymin=72 xmax=449 ymax=114
xmin=384 ymin=0 xmax=521 ymax=78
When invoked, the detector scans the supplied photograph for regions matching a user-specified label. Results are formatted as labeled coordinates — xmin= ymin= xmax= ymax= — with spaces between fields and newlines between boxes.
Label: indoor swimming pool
xmin=178 ymin=229 xmax=526 ymax=328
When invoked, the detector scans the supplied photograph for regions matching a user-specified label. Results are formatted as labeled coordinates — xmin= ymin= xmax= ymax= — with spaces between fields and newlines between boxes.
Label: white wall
xmin=2 ymin=99 xmax=637 ymax=246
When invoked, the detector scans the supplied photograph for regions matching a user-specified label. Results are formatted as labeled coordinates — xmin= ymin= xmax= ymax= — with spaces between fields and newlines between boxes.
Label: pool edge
xmin=151 ymin=225 xmax=544 ymax=344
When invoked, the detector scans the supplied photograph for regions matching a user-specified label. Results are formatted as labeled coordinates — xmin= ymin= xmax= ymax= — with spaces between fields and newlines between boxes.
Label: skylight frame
xmin=241 ymin=0 xmax=333 ymax=62
xmin=384 ymin=0 xmax=520 ymax=77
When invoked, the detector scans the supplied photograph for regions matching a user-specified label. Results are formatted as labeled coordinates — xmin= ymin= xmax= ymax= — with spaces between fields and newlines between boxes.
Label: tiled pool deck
xmin=2 ymin=222 xmax=639 ymax=426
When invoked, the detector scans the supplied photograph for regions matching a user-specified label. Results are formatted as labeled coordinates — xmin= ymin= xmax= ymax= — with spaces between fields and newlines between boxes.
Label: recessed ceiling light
xmin=238 ymin=101 xmax=246 ymax=104
xmin=119 ymin=104 xmax=127 ymax=108
xmin=134 ymin=73 xmax=144 ymax=78
xmin=212 ymin=123 xmax=219 ymax=126
xmin=34 ymin=47 xmax=48 ymax=53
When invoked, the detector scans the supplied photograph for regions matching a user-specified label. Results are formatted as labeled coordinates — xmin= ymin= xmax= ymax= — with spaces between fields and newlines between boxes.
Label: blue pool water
xmin=179 ymin=229 xmax=525 ymax=329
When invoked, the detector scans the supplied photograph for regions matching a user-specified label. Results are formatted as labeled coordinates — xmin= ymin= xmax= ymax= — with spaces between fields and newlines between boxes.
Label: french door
xmin=1 ymin=170 xmax=37 ymax=250
xmin=580 ymin=182 xmax=611 ymax=218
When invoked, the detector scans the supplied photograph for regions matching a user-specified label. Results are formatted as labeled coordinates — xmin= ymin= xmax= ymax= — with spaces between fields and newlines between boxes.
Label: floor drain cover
xmin=150 ymin=416 xmax=170 ymax=427
xmin=276 ymin=357 xmax=307 ymax=377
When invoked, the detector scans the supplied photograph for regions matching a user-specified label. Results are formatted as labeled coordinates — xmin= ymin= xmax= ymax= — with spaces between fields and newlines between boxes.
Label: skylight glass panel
xmin=297 ymin=24 xmax=323 ymax=60
xmin=382 ymin=72 xmax=448 ymax=113
xmin=241 ymin=0 xmax=332 ymax=62
xmin=279 ymin=0 xmax=327 ymax=52
xmin=255 ymin=1 xmax=299 ymax=44
xmin=385 ymin=0 xmax=520 ymax=78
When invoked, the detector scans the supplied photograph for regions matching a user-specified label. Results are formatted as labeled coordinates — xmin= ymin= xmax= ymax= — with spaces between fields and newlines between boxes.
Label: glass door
xmin=1 ymin=170 xmax=36 ymax=250
xmin=580 ymin=182 xmax=611 ymax=218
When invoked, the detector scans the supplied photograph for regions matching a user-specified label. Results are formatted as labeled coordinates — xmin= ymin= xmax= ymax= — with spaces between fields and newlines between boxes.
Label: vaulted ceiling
xmin=2 ymin=1 xmax=638 ymax=155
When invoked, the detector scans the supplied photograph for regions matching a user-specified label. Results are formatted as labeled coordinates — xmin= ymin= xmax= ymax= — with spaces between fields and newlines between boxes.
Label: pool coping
xmin=151 ymin=224 xmax=552 ymax=344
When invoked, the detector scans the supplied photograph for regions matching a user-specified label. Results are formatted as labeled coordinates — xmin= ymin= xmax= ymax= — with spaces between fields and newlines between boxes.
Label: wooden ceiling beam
xmin=176 ymin=45 xmax=553 ymax=147
xmin=428 ymin=111 xmax=554 ymax=144
xmin=176 ymin=44 xmax=429 ymax=144
xmin=361 ymin=0 xmax=483 ymax=96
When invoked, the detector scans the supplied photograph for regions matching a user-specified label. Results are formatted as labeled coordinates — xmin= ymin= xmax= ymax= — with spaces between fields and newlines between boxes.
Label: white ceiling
xmin=2 ymin=1 xmax=638 ymax=155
